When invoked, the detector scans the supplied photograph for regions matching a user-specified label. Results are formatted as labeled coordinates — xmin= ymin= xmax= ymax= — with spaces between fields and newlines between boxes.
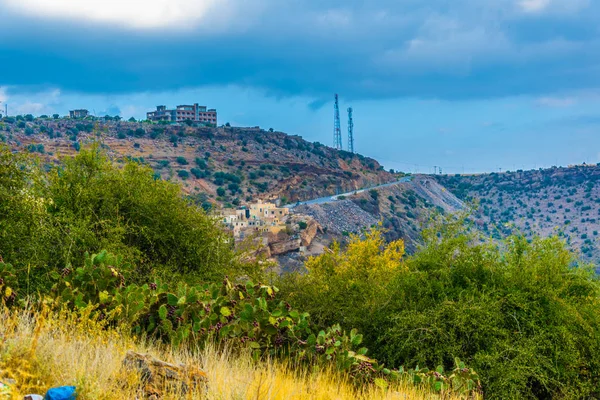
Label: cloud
xmin=15 ymin=102 xmax=48 ymax=115
xmin=536 ymin=96 xmax=577 ymax=107
xmin=0 ymin=87 xmax=63 ymax=115
xmin=308 ymin=99 xmax=328 ymax=111
xmin=96 ymin=107 xmax=120 ymax=117
xmin=120 ymin=104 xmax=146 ymax=119
xmin=0 ymin=0 xmax=599 ymax=101
xmin=3 ymin=0 xmax=226 ymax=30
xmin=519 ymin=0 xmax=551 ymax=13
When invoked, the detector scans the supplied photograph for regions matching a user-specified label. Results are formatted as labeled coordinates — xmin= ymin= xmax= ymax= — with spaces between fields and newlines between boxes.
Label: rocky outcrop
xmin=300 ymin=218 xmax=321 ymax=247
xmin=269 ymin=237 xmax=302 ymax=255
xmin=265 ymin=215 xmax=322 ymax=256
xmin=122 ymin=351 xmax=207 ymax=398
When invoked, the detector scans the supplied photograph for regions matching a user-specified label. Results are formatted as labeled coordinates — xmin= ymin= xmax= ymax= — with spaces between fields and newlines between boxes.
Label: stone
xmin=300 ymin=219 xmax=322 ymax=247
xmin=122 ymin=351 xmax=207 ymax=398
xmin=269 ymin=237 xmax=302 ymax=255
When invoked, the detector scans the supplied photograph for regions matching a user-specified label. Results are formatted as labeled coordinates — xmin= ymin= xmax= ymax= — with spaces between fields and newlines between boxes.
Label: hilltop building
xmin=146 ymin=104 xmax=217 ymax=125
xmin=69 ymin=109 xmax=89 ymax=119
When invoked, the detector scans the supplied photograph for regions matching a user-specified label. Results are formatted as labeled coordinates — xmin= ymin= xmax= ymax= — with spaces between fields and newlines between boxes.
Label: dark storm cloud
xmin=0 ymin=0 xmax=599 ymax=100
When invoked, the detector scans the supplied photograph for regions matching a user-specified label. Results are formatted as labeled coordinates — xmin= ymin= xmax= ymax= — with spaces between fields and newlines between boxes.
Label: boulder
xmin=269 ymin=237 xmax=302 ymax=255
xmin=300 ymin=219 xmax=322 ymax=247
xmin=122 ymin=351 xmax=207 ymax=398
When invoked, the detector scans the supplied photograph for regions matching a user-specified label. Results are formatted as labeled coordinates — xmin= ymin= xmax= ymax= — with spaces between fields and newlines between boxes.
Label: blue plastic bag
xmin=44 ymin=386 xmax=77 ymax=400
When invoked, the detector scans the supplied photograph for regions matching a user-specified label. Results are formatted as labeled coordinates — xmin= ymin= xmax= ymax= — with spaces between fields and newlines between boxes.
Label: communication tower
xmin=333 ymin=94 xmax=342 ymax=150
xmin=347 ymin=107 xmax=354 ymax=153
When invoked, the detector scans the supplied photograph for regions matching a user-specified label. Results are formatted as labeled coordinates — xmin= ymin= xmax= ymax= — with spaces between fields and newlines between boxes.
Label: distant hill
xmin=0 ymin=118 xmax=396 ymax=210
xmin=435 ymin=166 xmax=600 ymax=266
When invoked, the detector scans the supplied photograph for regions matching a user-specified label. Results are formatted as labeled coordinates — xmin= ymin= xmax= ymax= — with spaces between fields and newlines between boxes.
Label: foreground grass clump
xmin=0 ymin=307 xmax=470 ymax=400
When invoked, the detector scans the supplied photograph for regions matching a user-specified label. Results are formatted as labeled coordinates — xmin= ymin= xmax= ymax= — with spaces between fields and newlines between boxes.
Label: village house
xmin=219 ymin=201 xmax=289 ymax=238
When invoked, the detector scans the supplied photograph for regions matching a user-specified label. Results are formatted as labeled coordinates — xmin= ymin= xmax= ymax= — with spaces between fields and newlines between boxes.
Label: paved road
xmin=286 ymin=176 xmax=413 ymax=208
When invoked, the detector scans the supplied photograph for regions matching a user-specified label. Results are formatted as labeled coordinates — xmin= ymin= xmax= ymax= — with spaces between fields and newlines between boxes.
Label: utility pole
xmin=333 ymin=94 xmax=342 ymax=150
xmin=347 ymin=107 xmax=354 ymax=153
xmin=434 ymin=166 xmax=438 ymax=175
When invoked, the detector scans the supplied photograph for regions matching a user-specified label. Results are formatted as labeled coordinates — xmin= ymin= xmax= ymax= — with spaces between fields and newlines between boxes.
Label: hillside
xmin=293 ymin=177 xmax=464 ymax=257
xmin=435 ymin=166 xmax=600 ymax=266
xmin=0 ymin=117 xmax=395 ymax=210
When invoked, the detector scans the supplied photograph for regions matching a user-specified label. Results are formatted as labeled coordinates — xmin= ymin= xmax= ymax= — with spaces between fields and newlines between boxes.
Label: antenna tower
xmin=333 ymin=94 xmax=342 ymax=150
xmin=347 ymin=107 xmax=354 ymax=153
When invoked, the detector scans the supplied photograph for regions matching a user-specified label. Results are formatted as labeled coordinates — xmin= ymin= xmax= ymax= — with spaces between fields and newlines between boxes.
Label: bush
xmin=176 ymin=156 xmax=188 ymax=165
xmin=134 ymin=128 xmax=145 ymax=138
xmin=280 ymin=228 xmax=404 ymax=331
xmin=195 ymin=158 xmax=207 ymax=169
xmin=280 ymin=214 xmax=600 ymax=399
xmin=190 ymin=168 xmax=203 ymax=179
xmin=177 ymin=169 xmax=190 ymax=180
xmin=0 ymin=251 xmax=481 ymax=397
xmin=0 ymin=144 xmax=236 ymax=290
xmin=26 ymin=143 xmax=45 ymax=154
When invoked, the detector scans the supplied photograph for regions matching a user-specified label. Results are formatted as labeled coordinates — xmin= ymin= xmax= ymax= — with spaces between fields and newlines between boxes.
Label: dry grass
xmin=0 ymin=306 xmax=468 ymax=400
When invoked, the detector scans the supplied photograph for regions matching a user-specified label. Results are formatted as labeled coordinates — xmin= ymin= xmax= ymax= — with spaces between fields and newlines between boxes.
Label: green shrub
xmin=280 ymin=214 xmax=600 ymax=399
xmin=0 ymin=144 xmax=236 ymax=290
xmin=18 ymin=250 xmax=476 ymax=395
xmin=190 ymin=168 xmax=203 ymax=179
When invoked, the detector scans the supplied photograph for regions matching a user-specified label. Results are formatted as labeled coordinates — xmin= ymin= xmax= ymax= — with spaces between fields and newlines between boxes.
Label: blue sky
xmin=1 ymin=0 xmax=599 ymax=173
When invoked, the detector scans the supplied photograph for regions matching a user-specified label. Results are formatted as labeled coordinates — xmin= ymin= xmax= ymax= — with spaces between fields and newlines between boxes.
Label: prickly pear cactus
xmin=50 ymin=250 xmax=481 ymax=395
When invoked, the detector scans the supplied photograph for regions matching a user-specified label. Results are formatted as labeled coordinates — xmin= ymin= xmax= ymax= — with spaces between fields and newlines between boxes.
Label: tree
xmin=53 ymin=114 xmax=60 ymax=119
xmin=0 ymin=144 xmax=237 ymax=289
xmin=128 ymin=117 xmax=136 ymax=122
xmin=281 ymin=213 xmax=600 ymax=399
xmin=216 ymin=187 xmax=226 ymax=197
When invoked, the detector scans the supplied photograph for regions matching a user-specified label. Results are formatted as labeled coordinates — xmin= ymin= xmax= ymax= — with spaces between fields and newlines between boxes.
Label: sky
xmin=0 ymin=0 xmax=599 ymax=173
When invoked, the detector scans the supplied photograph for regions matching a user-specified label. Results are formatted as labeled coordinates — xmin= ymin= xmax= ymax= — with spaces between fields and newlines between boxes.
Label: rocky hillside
xmin=295 ymin=177 xmax=464 ymax=254
xmin=435 ymin=166 xmax=600 ymax=265
xmin=0 ymin=117 xmax=396 ymax=209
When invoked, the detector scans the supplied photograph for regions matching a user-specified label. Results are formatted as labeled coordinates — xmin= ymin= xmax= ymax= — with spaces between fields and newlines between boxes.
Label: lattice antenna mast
xmin=333 ymin=94 xmax=342 ymax=150
xmin=347 ymin=107 xmax=354 ymax=153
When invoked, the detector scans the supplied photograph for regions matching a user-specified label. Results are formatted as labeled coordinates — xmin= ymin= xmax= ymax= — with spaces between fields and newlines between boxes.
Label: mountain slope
xmin=0 ymin=118 xmax=396 ymax=209
xmin=435 ymin=166 xmax=600 ymax=265
xmin=295 ymin=176 xmax=464 ymax=254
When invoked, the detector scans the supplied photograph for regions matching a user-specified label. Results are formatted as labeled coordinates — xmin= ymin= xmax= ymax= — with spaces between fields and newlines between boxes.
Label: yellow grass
xmin=0 ymin=306 xmax=469 ymax=400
